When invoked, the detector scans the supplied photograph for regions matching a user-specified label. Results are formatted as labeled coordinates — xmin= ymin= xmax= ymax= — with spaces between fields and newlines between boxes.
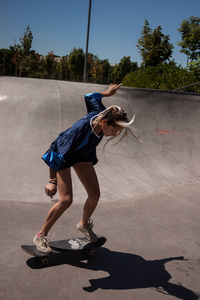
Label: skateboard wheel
xmin=88 ymin=249 xmax=95 ymax=256
xmin=41 ymin=258 xmax=49 ymax=265
xmin=89 ymin=249 xmax=95 ymax=256
xmin=83 ymin=249 xmax=95 ymax=256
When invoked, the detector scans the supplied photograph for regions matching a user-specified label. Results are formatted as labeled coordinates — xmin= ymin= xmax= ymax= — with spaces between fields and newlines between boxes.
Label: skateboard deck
xmin=21 ymin=236 xmax=106 ymax=264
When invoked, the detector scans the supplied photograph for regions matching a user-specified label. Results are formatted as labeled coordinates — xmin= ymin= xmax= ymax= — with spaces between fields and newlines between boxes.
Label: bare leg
xmin=73 ymin=162 xmax=100 ymax=227
xmin=39 ymin=168 xmax=73 ymax=236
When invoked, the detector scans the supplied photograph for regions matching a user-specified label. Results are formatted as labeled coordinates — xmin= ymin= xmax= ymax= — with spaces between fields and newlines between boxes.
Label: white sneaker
xmin=77 ymin=219 xmax=98 ymax=243
xmin=33 ymin=234 xmax=53 ymax=254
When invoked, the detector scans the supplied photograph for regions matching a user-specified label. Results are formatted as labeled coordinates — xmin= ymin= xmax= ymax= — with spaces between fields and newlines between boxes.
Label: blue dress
xmin=42 ymin=93 xmax=106 ymax=171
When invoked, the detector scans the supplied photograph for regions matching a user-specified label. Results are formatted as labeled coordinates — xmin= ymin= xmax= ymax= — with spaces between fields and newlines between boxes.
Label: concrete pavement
xmin=0 ymin=77 xmax=199 ymax=299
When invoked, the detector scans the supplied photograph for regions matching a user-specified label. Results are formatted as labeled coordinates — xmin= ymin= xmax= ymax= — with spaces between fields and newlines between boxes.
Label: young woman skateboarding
xmin=33 ymin=83 xmax=136 ymax=254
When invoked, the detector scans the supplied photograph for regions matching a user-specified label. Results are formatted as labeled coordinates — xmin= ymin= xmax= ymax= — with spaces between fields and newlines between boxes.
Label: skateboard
xmin=21 ymin=236 xmax=106 ymax=265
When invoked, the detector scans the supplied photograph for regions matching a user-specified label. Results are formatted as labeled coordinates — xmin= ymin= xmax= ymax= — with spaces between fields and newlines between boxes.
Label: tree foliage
xmin=91 ymin=56 xmax=110 ymax=84
xmin=17 ymin=25 xmax=33 ymax=76
xmin=1 ymin=19 xmax=200 ymax=92
xmin=177 ymin=16 xmax=200 ymax=64
xmin=0 ymin=48 xmax=15 ymax=76
xmin=57 ymin=55 xmax=68 ymax=80
xmin=137 ymin=19 xmax=174 ymax=67
xmin=188 ymin=57 xmax=200 ymax=77
xmin=113 ymin=56 xmax=138 ymax=83
xmin=122 ymin=62 xmax=200 ymax=92
xmin=20 ymin=50 xmax=39 ymax=77
xmin=19 ymin=25 xmax=33 ymax=58
xmin=68 ymin=47 xmax=85 ymax=81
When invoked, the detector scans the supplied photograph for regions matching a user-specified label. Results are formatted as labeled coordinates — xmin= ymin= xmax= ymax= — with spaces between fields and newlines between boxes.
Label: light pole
xmin=83 ymin=0 xmax=92 ymax=83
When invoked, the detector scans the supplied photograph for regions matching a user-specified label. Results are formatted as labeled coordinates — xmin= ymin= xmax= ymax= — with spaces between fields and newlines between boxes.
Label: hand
xmin=103 ymin=84 xmax=122 ymax=97
xmin=45 ymin=183 xmax=57 ymax=198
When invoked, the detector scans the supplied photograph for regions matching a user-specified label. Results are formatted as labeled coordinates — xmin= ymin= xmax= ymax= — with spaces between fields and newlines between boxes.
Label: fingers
xmin=45 ymin=187 xmax=53 ymax=198
xmin=45 ymin=183 xmax=57 ymax=198
xmin=107 ymin=83 xmax=122 ymax=96
xmin=110 ymin=83 xmax=122 ymax=90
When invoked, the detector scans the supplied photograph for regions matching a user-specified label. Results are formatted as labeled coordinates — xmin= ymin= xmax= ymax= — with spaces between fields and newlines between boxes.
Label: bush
xmin=122 ymin=63 xmax=200 ymax=92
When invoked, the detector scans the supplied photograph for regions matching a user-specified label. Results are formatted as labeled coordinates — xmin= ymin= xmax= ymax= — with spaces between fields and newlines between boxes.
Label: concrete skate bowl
xmin=0 ymin=77 xmax=200 ymax=203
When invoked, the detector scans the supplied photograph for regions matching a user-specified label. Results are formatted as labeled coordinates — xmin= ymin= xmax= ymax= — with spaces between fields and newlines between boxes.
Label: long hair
xmin=92 ymin=105 xmax=140 ymax=149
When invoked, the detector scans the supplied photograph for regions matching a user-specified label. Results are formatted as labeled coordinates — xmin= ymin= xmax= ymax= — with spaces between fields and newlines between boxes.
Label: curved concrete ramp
xmin=0 ymin=77 xmax=200 ymax=202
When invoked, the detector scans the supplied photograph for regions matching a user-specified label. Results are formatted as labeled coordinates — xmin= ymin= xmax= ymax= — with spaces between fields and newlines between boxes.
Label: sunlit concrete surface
xmin=0 ymin=77 xmax=199 ymax=300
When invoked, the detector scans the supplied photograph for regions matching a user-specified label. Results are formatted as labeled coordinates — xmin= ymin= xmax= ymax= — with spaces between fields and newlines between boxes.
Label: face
xmin=101 ymin=120 xmax=123 ymax=137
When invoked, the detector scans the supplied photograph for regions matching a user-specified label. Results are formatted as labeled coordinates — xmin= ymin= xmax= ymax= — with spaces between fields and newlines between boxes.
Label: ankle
xmin=78 ymin=218 xmax=85 ymax=226
xmin=79 ymin=221 xmax=85 ymax=227
xmin=37 ymin=231 xmax=47 ymax=237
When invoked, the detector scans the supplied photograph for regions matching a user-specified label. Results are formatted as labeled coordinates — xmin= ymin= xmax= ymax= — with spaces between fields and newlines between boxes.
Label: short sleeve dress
xmin=42 ymin=93 xmax=106 ymax=171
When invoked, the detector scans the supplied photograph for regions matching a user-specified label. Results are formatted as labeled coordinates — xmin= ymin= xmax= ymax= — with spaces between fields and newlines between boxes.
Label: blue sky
xmin=1 ymin=0 xmax=200 ymax=67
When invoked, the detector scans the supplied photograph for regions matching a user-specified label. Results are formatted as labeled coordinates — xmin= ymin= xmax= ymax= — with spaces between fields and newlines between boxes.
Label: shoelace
xmin=41 ymin=235 xmax=50 ymax=247
xmin=86 ymin=219 xmax=94 ymax=229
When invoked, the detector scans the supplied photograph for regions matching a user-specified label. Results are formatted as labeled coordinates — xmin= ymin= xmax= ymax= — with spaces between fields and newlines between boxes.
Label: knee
xmin=59 ymin=195 xmax=73 ymax=208
xmin=88 ymin=189 xmax=100 ymax=203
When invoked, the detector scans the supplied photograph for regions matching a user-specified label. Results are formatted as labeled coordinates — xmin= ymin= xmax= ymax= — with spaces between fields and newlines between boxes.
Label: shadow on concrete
xmin=26 ymin=248 xmax=199 ymax=299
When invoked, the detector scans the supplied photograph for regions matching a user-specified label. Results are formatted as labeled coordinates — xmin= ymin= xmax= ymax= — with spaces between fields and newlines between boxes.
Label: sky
xmin=1 ymin=0 xmax=200 ymax=67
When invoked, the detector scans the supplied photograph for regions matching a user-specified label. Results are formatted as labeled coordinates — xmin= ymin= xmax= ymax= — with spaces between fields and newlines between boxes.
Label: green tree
xmin=85 ymin=52 xmax=94 ymax=82
xmin=41 ymin=52 xmax=56 ymax=79
xmin=137 ymin=19 xmax=174 ymax=67
xmin=113 ymin=56 xmax=138 ymax=83
xmin=68 ymin=47 xmax=84 ymax=81
xmin=0 ymin=48 xmax=15 ymax=76
xmin=122 ymin=62 xmax=200 ymax=92
xmin=177 ymin=16 xmax=200 ymax=66
xmin=188 ymin=57 xmax=200 ymax=78
xmin=11 ymin=43 xmax=21 ymax=76
xmin=37 ymin=58 xmax=46 ymax=79
xmin=88 ymin=55 xmax=110 ymax=84
xmin=56 ymin=55 xmax=68 ymax=80
xmin=21 ymin=51 xmax=40 ymax=78
xmin=92 ymin=55 xmax=102 ymax=83
xmin=101 ymin=59 xmax=110 ymax=84
xmin=18 ymin=25 xmax=33 ymax=76
xmin=136 ymin=19 xmax=152 ymax=67
xmin=48 ymin=51 xmax=57 ymax=79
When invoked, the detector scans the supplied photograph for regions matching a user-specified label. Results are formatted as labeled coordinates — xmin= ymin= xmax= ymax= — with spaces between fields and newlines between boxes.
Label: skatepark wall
xmin=0 ymin=77 xmax=200 ymax=203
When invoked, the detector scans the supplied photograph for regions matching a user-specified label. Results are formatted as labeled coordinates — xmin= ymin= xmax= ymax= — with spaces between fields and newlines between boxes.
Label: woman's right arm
xmin=45 ymin=167 xmax=57 ymax=198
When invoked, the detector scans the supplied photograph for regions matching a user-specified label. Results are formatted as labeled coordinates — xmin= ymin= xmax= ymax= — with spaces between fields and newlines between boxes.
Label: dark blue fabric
xmin=42 ymin=93 xmax=105 ymax=170
xmin=42 ymin=151 xmax=65 ymax=170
